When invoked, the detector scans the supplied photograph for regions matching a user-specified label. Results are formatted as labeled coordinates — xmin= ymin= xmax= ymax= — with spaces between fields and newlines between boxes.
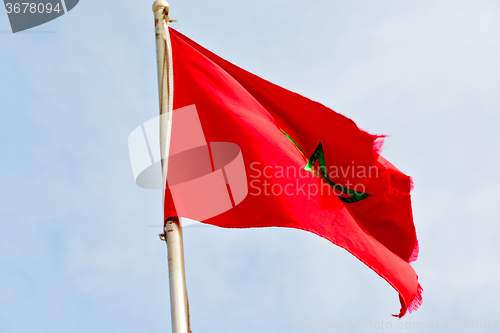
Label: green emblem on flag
xmin=281 ymin=129 xmax=370 ymax=203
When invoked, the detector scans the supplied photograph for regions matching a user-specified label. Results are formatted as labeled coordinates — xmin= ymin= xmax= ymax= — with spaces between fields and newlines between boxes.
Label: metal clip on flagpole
xmin=153 ymin=1 xmax=191 ymax=333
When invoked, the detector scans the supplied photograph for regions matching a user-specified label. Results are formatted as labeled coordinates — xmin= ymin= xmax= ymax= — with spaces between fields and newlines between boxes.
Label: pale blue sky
xmin=1 ymin=1 xmax=499 ymax=332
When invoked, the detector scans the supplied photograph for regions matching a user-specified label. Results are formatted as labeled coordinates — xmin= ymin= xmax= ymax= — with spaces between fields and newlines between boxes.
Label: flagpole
xmin=153 ymin=1 xmax=191 ymax=333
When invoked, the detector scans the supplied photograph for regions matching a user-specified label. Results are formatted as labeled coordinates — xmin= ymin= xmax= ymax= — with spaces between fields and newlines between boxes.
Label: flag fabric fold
xmin=164 ymin=27 xmax=421 ymax=317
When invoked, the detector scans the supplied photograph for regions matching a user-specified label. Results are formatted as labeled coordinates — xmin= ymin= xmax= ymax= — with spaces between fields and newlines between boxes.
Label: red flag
xmin=164 ymin=27 xmax=422 ymax=317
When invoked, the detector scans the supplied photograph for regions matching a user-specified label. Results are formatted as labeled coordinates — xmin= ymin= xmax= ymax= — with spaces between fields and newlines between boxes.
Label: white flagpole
xmin=152 ymin=1 xmax=191 ymax=332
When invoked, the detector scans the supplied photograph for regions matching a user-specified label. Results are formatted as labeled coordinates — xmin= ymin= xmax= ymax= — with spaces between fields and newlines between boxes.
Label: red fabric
xmin=165 ymin=28 xmax=421 ymax=317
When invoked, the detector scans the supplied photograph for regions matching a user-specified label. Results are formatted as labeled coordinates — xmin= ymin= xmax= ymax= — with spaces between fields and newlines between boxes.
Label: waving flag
xmin=163 ymin=27 xmax=422 ymax=317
